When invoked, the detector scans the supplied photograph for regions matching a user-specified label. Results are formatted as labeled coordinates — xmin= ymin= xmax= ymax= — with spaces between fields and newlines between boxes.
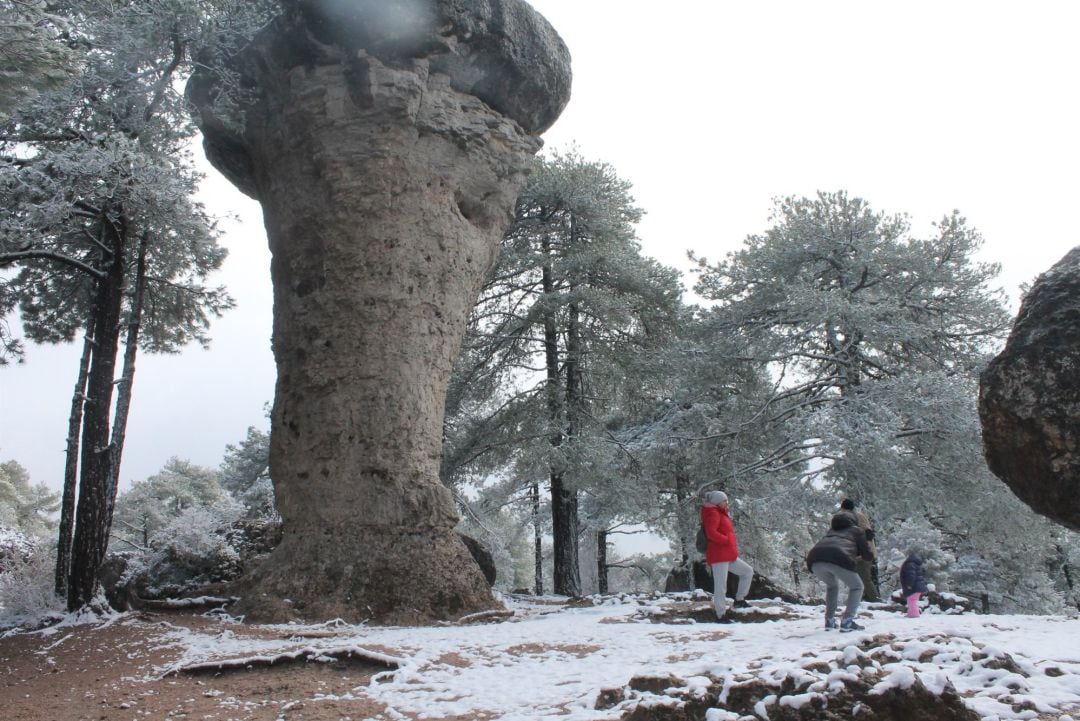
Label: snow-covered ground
xmin=113 ymin=591 xmax=1080 ymax=721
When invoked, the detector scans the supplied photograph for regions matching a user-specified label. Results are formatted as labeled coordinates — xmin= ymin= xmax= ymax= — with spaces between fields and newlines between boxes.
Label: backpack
xmin=695 ymin=523 xmax=708 ymax=554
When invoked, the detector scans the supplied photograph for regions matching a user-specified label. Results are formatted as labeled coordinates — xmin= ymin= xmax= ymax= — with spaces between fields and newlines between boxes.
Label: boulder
xmin=690 ymin=560 xmax=803 ymax=604
xmin=662 ymin=562 xmax=691 ymax=592
xmin=979 ymin=247 xmax=1080 ymax=531
xmin=889 ymin=588 xmax=976 ymax=614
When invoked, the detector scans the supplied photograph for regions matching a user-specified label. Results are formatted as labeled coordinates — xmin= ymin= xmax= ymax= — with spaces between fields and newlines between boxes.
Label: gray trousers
xmin=810 ymin=561 xmax=864 ymax=622
xmin=710 ymin=557 xmax=754 ymax=618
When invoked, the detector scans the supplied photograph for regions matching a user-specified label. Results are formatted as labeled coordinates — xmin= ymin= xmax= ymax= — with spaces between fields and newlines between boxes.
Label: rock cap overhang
xmin=188 ymin=0 xmax=572 ymax=198
xmin=294 ymin=0 xmax=572 ymax=134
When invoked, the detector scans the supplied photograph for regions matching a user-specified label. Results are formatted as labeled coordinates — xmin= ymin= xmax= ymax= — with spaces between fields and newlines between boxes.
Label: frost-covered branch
xmin=0 ymin=248 xmax=106 ymax=278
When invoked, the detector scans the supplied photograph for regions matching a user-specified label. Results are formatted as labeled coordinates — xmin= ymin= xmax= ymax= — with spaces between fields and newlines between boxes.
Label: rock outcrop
xmin=979 ymin=246 xmax=1080 ymax=532
xmin=600 ymin=669 xmax=978 ymax=720
xmin=187 ymin=0 xmax=570 ymax=623
xmin=689 ymin=560 xmax=805 ymax=604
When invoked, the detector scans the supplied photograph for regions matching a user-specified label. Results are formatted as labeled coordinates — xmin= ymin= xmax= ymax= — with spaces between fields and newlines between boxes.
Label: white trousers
xmin=710 ymin=557 xmax=754 ymax=618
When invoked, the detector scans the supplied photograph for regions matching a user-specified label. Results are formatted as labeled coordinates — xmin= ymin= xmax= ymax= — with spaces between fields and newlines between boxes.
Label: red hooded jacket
xmin=701 ymin=503 xmax=738 ymax=564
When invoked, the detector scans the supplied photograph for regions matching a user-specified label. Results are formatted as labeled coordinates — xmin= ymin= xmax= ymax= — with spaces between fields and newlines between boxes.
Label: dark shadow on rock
xmin=459 ymin=533 xmax=496 ymax=586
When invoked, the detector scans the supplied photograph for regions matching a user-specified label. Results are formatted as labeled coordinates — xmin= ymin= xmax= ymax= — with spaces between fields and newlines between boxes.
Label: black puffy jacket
xmin=900 ymin=554 xmax=929 ymax=597
xmin=805 ymin=512 xmax=873 ymax=572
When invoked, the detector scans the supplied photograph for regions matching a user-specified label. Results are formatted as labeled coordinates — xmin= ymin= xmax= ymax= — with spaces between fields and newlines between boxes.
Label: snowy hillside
xmin=44 ymin=591 xmax=1074 ymax=721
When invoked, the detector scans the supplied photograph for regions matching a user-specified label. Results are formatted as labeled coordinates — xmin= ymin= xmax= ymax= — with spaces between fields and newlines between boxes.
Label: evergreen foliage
xmin=444 ymin=188 xmax=1080 ymax=612
xmin=443 ymin=149 xmax=684 ymax=595
xmin=219 ymin=425 xmax=275 ymax=518
xmin=687 ymin=192 xmax=1076 ymax=609
xmin=0 ymin=459 xmax=60 ymax=537
xmin=0 ymin=0 xmax=273 ymax=609
xmin=111 ymin=457 xmax=237 ymax=551
xmin=0 ymin=0 xmax=76 ymax=120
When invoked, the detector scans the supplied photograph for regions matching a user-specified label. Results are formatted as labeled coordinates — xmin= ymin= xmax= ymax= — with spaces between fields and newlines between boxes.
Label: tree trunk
xmin=531 ymin=480 xmax=543 ymax=595
xmin=68 ymin=212 xmax=126 ymax=610
xmin=673 ymin=463 xmax=691 ymax=559
xmin=101 ymin=234 xmax=148 ymax=555
xmin=550 ymin=471 xmax=581 ymax=596
xmin=596 ymin=528 xmax=609 ymax=594
xmin=55 ymin=316 xmax=95 ymax=599
xmin=186 ymin=2 xmax=569 ymax=624
xmin=553 ymin=299 xmax=584 ymax=596
xmin=540 ymin=255 xmax=580 ymax=597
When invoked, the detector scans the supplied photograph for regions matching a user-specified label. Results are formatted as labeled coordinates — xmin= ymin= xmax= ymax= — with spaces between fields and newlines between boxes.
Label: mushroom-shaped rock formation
xmin=187 ymin=0 xmax=570 ymax=623
xmin=979 ymin=247 xmax=1080 ymax=532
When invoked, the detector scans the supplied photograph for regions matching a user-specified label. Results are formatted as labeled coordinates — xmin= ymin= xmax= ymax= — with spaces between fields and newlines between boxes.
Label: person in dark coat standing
xmin=806 ymin=512 xmax=874 ymax=631
xmin=900 ymin=552 xmax=930 ymax=617
xmin=839 ymin=498 xmax=880 ymax=601
xmin=701 ymin=490 xmax=754 ymax=623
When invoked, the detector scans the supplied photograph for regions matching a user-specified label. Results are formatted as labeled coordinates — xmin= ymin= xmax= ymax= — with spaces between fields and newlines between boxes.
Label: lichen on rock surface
xmin=979 ymin=246 xmax=1080 ymax=532
xmin=186 ymin=0 xmax=571 ymax=623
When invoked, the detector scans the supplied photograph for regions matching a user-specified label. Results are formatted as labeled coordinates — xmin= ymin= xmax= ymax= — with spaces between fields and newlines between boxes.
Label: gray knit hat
xmin=704 ymin=490 xmax=728 ymax=505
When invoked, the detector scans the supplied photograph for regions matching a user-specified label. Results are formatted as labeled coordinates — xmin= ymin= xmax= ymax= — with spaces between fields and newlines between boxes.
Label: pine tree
xmin=685 ymin=191 xmax=1042 ymax=594
xmin=219 ymin=426 xmax=275 ymax=519
xmin=0 ymin=0 xmax=271 ymax=608
xmin=444 ymin=150 xmax=683 ymax=595
xmin=690 ymin=191 xmax=1010 ymax=504
xmin=111 ymin=457 xmax=233 ymax=551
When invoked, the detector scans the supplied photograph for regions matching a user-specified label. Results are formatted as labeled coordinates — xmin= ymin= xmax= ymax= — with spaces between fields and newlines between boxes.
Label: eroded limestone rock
xmin=600 ymin=671 xmax=978 ymax=720
xmin=979 ymin=246 xmax=1080 ymax=532
xmin=187 ymin=0 xmax=570 ymax=623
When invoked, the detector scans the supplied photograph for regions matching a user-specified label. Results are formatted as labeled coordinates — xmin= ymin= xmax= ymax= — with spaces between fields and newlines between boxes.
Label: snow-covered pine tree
xmin=443 ymin=149 xmax=683 ymax=596
xmin=685 ymin=191 xmax=1080 ymax=606
xmin=219 ymin=425 xmax=276 ymax=519
xmin=0 ymin=459 xmax=60 ymax=538
xmin=0 ymin=0 xmax=274 ymax=609
xmin=111 ymin=458 xmax=237 ymax=552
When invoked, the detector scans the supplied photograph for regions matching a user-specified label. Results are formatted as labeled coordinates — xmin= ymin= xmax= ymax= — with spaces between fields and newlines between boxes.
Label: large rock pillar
xmin=188 ymin=0 xmax=570 ymax=623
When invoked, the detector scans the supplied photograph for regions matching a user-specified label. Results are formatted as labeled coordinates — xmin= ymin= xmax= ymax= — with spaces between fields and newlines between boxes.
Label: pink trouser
xmin=906 ymin=592 xmax=921 ymax=617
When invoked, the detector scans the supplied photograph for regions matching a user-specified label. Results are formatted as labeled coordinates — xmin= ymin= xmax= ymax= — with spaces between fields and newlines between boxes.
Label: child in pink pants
xmin=899 ymin=553 xmax=928 ymax=618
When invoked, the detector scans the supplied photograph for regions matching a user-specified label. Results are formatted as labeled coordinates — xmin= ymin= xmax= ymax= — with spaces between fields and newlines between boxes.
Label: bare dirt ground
xmin=0 ymin=612 xmax=389 ymax=721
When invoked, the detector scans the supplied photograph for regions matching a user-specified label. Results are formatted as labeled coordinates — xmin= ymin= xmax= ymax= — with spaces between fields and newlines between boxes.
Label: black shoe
xmin=840 ymin=618 xmax=865 ymax=632
xmin=733 ymin=599 xmax=751 ymax=609
xmin=717 ymin=612 xmax=735 ymax=624
xmin=825 ymin=618 xmax=838 ymax=630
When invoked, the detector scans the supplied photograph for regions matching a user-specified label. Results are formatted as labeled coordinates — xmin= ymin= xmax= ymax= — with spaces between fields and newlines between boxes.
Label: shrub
xmin=122 ymin=500 xmax=246 ymax=599
xmin=0 ymin=533 xmax=63 ymax=627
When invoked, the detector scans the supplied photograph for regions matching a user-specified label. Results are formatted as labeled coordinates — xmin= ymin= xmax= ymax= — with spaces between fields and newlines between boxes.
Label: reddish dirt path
xmin=0 ymin=612 xmax=388 ymax=720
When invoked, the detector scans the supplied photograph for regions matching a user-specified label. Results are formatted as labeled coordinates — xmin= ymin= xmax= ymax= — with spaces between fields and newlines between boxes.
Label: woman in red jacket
xmin=701 ymin=490 xmax=754 ymax=622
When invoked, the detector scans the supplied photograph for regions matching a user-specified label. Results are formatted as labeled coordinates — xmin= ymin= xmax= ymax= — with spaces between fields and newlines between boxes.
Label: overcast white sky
xmin=3 ymin=0 xmax=1079 ymax=492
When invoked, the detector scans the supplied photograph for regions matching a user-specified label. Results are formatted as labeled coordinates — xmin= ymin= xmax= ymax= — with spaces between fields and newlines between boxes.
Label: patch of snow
xmin=41 ymin=593 xmax=1080 ymax=720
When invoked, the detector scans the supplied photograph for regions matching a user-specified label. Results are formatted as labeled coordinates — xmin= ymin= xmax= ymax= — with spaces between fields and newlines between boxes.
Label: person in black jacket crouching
xmin=806 ymin=512 xmax=874 ymax=632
